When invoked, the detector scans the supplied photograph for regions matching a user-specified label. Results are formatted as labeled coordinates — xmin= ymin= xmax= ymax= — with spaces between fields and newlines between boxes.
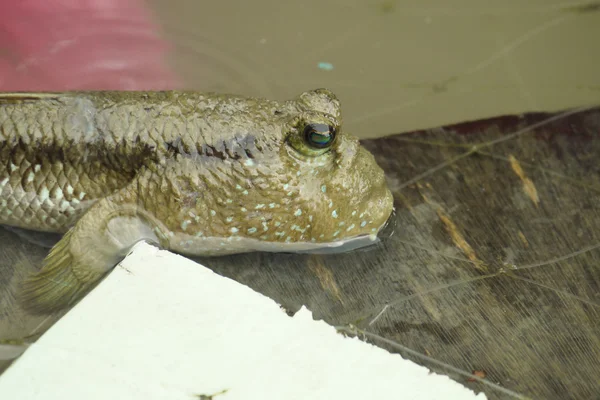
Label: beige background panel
xmin=149 ymin=0 xmax=600 ymax=138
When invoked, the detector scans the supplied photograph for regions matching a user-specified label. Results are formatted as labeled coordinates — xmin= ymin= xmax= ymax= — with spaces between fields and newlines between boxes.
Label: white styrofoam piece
xmin=0 ymin=242 xmax=485 ymax=400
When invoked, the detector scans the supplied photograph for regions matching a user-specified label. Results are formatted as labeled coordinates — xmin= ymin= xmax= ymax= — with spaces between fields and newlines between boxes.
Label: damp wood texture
xmin=1 ymin=107 xmax=599 ymax=400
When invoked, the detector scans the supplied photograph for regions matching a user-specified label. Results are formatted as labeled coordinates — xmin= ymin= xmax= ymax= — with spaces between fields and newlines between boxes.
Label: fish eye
xmin=303 ymin=123 xmax=336 ymax=149
xmin=286 ymin=114 xmax=339 ymax=157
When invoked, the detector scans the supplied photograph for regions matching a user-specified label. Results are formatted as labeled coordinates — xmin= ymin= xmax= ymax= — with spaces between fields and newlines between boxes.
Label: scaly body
xmin=0 ymin=89 xmax=393 ymax=313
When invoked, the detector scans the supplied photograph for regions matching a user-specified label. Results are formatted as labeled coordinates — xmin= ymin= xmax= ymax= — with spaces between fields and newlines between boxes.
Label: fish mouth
xmin=289 ymin=208 xmax=397 ymax=255
xmin=291 ymin=234 xmax=379 ymax=254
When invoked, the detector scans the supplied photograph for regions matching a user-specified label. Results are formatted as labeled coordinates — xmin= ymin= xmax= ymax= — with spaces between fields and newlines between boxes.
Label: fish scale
xmin=0 ymin=134 xmax=127 ymax=232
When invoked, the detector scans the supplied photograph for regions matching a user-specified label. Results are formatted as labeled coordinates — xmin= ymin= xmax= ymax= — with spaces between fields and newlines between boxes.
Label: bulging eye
xmin=304 ymin=123 xmax=336 ymax=149
xmin=286 ymin=114 xmax=339 ymax=157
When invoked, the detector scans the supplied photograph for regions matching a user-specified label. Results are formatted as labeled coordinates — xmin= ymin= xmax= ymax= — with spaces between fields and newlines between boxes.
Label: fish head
xmin=169 ymin=89 xmax=394 ymax=255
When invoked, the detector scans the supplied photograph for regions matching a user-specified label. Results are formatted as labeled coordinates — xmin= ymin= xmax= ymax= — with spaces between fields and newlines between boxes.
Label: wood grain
xmin=1 ymin=107 xmax=599 ymax=399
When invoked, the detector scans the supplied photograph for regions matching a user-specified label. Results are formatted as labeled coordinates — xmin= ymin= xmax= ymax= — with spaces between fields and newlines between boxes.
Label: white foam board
xmin=0 ymin=242 xmax=485 ymax=400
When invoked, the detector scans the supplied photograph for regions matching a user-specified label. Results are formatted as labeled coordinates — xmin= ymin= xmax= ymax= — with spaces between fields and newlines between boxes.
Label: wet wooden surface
xmin=1 ymin=107 xmax=599 ymax=399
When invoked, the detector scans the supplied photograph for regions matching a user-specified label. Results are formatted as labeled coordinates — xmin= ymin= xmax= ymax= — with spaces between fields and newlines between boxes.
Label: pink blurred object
xmin=0 ymin=0 xmax=179 ymax=91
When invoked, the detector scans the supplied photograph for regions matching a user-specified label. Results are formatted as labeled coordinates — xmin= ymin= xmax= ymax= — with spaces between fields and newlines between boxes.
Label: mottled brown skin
xmin=0 ymin=89 xmax=393 ymax=313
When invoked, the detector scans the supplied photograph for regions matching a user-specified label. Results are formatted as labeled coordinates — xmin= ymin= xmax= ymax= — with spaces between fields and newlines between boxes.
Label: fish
xmin=0 ymin=89 xmax=394 ymax=314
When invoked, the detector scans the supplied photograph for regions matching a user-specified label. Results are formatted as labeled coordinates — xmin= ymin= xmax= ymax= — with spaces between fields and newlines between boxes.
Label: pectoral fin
xmin=20 ymin=228 xmax=100 ymax=314
xmin=20 ymin=197 xmax=168 ymax=314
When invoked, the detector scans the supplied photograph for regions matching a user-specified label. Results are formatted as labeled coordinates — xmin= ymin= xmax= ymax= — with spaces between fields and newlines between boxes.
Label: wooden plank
xmin=0 ymin=242 xmax=486 ymax=400
xmin=1 ymin=107 xmax=599 ymax=399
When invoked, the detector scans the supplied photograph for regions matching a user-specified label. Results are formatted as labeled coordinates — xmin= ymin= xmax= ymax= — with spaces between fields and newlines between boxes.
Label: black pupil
xmin=304 ymin=123 xmax=336 ymax=149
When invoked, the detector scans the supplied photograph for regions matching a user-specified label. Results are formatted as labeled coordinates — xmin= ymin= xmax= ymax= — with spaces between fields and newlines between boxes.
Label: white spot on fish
xmin=9 ymin=163 xmax=17 ymax=172
xmin=269 ymin=203 xmax=276 ymax=208
xmin=236 ymin=184 xmax=242 ymax=190
xmin=294 ymin=209 xmax=302 ymax=216
xmin=241 ymin=207 xmax=247 ymax=212
xmin=321 ymin=185 xmax=327 ymax=193
xmin=275 ymin=231 xmax=285 ymax=237
xmin=346 ymin=224 xmax=355 ymax=231
xmin=339 ymin=222 xmax=345 ymax=226
xmin=230 ymin=227 xmax=239 ymax=233
xmin=287 ymin=191 xmax=293 ymax=196
xmin=262 ymin=221 xmax=269 ymax=231
xmin=66 ymin=185 xmax=74 ymax=195
xmin=274 ymin=221 xmax=281 ymax=227
xmin=195 ymin=231 xmax=204 ymax=237
xmin=361 ymin=221 xmax=367 ymax=227
xmin=210 ymin=210 xmax=216 ymax=216
xmin=352 ymin=211 xmax=357 ymax=216
xmin=255 ymin=204 xmax=265 ymax=209
xmin=286 ymin=236 xmax=292 ymax=242
xmin=78 ymin=192 xmax=86 ymax=200
xmin=34 ymin=165 xmax=41 ymax=172
xmin=309 ymin=215 xmax=313 ymax=222
xmin=332 ymin=210 xmax=338 ymax=218
xmin=242 ymin=190 xmax=248 ymax=195
xmin=244 ymin=159 xmax=255 ymax=167
xmin=291 ymin=225 xmax=306 ymax=233
xmin=333 ymin=230 xmax=340 ymax=237
xmin=226 ymin=199 xmax=233 ymax=204
xmin=26 ymin=172 xmax=34 ymax=183
xmin=0 ymin=178 xmax=8 ymax=187
xmin=55 ymin=188 xmax=63 ymax=200
xmin=226 ymin=216 xmax=233 ymax=223
xmin=39 ymin=187 xmax=49 ymax=202
xmin=283 ymin=184 xmax=289 ymax=190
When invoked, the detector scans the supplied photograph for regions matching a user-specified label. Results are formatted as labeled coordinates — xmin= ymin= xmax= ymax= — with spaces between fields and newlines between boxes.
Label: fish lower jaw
xmin=169 ymin=232 xmax=381 ymax=257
